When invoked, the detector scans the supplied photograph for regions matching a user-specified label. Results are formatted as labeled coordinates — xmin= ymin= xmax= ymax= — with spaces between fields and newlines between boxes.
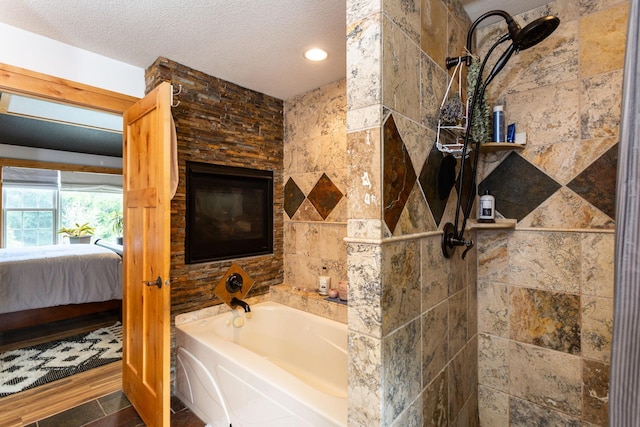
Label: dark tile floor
xmin=26 ymin=390 xmax=205 ymax=427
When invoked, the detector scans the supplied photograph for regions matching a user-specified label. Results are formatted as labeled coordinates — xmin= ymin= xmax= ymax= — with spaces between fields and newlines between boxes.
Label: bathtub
xmin=175 ymin=301 xmax=348 ymax=426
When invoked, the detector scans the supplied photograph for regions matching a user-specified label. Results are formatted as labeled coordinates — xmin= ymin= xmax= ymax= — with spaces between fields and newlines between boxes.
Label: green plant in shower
xmin=467 ymin=57 xmax=490 ymax=143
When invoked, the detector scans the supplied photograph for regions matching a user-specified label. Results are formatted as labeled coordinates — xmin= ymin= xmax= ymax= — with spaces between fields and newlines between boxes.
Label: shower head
xmin=445 ymin=10 xmax=561 ymax=69
xmin=512 ymin=15 xmax=560 ymax=51
xmin=481 ymin=14 xmax=561 ymax=87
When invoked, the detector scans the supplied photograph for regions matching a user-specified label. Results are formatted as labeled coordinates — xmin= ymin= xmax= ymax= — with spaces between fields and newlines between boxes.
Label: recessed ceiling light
xmin=304 ymin=48 xmax=328 ymax=62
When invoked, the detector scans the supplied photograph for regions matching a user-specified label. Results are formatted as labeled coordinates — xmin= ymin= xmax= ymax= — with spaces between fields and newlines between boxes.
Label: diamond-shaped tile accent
xmin=479 ymin=152 xmax=561 ymax=221
xmin=383 ymin=114 xmax=417 ymax=234
xmin=307 ymin=173 xmax=344 ymax=220
xmin=456 ymin=153 xmax=476 ymax=219
xmin=567 ymin=144 xmax=617 ymax=219
xmin=284 ymin=177 xmax=305 ymax=219
xmin=293 ymin=198 xmax=324 ymax=221
xmin=419 ymin=143 xmax=450 ymax=226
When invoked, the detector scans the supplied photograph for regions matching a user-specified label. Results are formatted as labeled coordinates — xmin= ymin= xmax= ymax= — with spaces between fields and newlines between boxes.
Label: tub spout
xmin=231 ymin=297 xmax=251 ymax=313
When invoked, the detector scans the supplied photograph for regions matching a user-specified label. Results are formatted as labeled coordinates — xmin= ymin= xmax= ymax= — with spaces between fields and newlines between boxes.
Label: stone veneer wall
xmin=283 ymin=79 xmax=348 ymax=289
xmin=144 ymin=57 xmax=284 ymax=319
xmin=346 ymin=0 xmax=479 ymax=425
xmin=474 ymin=1 xmax=627 ymax=425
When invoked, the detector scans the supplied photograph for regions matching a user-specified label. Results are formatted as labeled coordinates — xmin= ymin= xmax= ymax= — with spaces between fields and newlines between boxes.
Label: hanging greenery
xmin=467 ymin=57 xmax=490 ymax=144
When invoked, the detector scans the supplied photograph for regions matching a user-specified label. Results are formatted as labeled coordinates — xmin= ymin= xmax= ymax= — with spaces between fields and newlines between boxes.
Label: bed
xmin=0 ymin=243 xmax=122 ymax=332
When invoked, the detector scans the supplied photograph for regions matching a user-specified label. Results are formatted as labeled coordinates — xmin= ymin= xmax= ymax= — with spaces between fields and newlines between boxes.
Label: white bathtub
xmin=175 ymin=301 xmax=348 ymax=426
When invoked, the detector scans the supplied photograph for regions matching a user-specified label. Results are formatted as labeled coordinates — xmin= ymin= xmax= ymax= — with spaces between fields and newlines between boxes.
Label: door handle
xmin=143 ymin=276 xmax=163 ymax=289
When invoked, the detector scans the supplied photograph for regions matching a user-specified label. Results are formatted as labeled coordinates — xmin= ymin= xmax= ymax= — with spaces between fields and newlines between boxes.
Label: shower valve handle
xmin=441 ymin=222 xmax=475 ymax=259
xmin=226 ymin=273 xmax=244 ymax=293
xmin=450 ymin=236 xmax=474 ymax=259
xmin=461 ymin=239 xmax=474 ymax=260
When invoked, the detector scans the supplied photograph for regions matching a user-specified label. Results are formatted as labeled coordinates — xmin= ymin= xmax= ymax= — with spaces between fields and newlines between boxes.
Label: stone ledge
xmin=175 ymin=284 xmax=348 ymax=325
xmin=270 ymin=284 xmax=348 ymax=324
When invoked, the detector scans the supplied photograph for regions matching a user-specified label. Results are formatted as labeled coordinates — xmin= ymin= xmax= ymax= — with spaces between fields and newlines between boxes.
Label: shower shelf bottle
xmin=478 ymin=190 xmax=495 ymax=223
xmin=493 ymin=105 xmax=505 ymax=142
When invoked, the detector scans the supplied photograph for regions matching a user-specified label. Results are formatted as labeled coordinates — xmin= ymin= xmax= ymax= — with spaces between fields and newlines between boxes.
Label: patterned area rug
xmin=0 ymin=322 xmax=122 ymax=398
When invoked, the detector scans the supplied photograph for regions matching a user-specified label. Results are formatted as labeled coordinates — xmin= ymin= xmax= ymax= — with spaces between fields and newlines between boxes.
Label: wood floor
xmin=0 ymin=362 xmax=122 ymax=426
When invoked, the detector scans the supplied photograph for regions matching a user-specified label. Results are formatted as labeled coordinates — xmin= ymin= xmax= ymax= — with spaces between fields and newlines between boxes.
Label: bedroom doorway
xmin=0 ymin=63 xmax=138 ymax=423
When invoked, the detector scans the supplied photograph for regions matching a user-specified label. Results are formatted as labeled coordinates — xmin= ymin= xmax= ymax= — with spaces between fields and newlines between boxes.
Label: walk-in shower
xmin=441 ymin=10 xmax=560 ymax=259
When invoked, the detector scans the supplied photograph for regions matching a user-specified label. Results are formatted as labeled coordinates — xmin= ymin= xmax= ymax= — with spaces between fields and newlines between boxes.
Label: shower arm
xmin=445 ymin=10 xmax=519 ymax=69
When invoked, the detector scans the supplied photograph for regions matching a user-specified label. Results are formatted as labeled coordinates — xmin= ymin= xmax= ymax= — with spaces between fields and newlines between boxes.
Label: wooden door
xmin=121 ymin=81 xmax=172 ymax=427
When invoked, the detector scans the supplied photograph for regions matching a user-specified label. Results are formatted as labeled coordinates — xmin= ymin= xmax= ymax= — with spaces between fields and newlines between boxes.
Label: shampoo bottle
xmin=493 ymin=105 xmax=505 ymax=142
xmin=318 ymin=266 xmax=330 ymax=296
xmin=478 ymin=190 xmax=495 ymax=223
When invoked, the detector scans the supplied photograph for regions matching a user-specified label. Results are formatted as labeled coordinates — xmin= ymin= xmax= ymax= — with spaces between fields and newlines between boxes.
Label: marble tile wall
xmin=475 ymin=0 xmax=627 ymax=229
xmin=477 ymin=229 xmax=614 ymax=426
xmin=346 ymin=232 xmax=479 ymax=426
xmin=346 ymin=0 xmax=478 ymax=425
xmin=283 ymin=79 xmax=348 ymax=291
xmin=473 ymin=1 xmax=626 ymax=425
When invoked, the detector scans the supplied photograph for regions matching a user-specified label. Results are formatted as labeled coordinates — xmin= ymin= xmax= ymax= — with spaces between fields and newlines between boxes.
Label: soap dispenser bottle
xmin=318 ymin=266 xmax=330 ymax=296
xmin=478 ymin=190 xmax=495 ymax=223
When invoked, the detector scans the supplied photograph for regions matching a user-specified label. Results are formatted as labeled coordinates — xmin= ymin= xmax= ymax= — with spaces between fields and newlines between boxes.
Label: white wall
xmin=0 ymin=23 xmax=145 ymax=98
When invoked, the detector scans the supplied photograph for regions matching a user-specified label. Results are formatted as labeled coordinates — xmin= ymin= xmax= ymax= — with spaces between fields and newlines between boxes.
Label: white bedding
xmin=0 ymin=244 xmax=122 ymax=314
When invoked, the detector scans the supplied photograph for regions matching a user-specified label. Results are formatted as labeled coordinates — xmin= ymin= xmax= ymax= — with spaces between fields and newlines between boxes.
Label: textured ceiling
xmin=0 ymin=1 xmax=346 ymax=101
xmin=0 ymin=1 xmax=555 ymax=101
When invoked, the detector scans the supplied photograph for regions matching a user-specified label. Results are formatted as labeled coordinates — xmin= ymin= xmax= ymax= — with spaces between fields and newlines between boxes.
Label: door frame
xmin=0 ymin=63 xmax=138 ymax=113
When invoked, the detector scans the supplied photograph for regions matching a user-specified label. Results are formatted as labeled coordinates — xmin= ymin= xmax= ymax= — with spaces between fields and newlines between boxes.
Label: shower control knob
xmin=225 ymin=273 xmax=243 ymax=293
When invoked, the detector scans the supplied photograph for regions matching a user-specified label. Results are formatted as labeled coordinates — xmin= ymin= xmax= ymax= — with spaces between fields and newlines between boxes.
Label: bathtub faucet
xmin=231 ymin=297 xmax=251 ymax=313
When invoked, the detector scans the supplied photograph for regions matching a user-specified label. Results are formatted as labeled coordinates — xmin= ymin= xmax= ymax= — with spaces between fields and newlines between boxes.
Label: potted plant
xmin=109 ymin=211 xmax=124 ymax=245
xmin=58 ymin=222 xmax=96 ymax=244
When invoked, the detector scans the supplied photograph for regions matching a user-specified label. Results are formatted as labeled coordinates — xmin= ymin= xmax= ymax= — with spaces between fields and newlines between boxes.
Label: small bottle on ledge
xmin=318 ymin=266 xmax=329 ymax=296
xmin=478 ymin=190 xmax=496 ymax=223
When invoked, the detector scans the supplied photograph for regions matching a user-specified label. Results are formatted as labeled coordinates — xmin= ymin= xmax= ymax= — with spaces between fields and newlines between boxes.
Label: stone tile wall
xmin=346 ymin=0 xmax=478 ymax=425
xmin=474 ymin=1 xmax=626 ymax=425
xmin=145 ymin=57 xmax=284 ymax=319
xmin=283 ymin=79 xmax=348 ymax=290
xmin=477 ymin=230 xmax=614 ymax=426
xmin=475 ymin=0 xmax=627 ymax=228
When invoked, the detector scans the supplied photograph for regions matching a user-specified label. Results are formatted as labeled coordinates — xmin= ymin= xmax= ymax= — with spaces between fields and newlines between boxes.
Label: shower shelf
xmin=479 ymin=143 xmax=525 ymax=153
xmin=436 ymin=61 xmax=469 ymax=158
xmin=467 ymin=218 xmax=517 ymax=230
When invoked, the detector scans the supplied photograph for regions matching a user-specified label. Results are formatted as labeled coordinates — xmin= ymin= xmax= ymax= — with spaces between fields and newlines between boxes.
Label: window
xmin=1 ymin=167 xmax=122 ymax=248
xmin=4 ymin=187 xmax=57 ymax=247
xmin=60 ymin=191 xmax=122 ymax=240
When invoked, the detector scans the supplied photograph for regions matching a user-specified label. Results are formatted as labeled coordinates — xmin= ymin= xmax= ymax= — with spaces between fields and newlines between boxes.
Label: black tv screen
xmin=185 ymin=161 xmax=273 ymax=264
